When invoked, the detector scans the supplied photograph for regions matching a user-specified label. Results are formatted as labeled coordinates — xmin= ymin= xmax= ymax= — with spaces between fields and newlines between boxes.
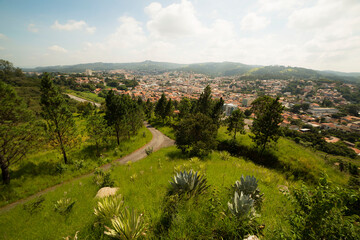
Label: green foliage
xmin=219 ymin=151 xmax=231 ymax=161
xmin=23 ymin=196 xmax=45 ymax=215
xmin=228 ymin=191 xmax=255 ymax=219
xmin=250 ymin=96 xmax=284 ymax=154
xmin=178 ymin=97 xmax=192 ymax=119
xmin=0 ymin=81 xmax=40 ymax=184
xmin=94 ymin=195 xmax=124 ymax=223
xmin=145 ymin=147 xmax=153 ymax=156
xmin=56 ymin=162 xmax=68 ymax=174
xmin=54 ymin=197 xmax=75 ymax=215
xmin=40 ymin=73 xmax=78 ymax=164
xmin=227 ymin=109 xmax=246 ymax=140
xmin=93 ymin=169 xmax=114 ymax=188
xmin=86 ymin=110 xmax=109 ymax=156
xmin=288 ymin=174 xmax=360 ymax=239
xmin=155 ymin=93 xmax=167 ymax=121
xmin=169 ymin=170 xmax=208 ymax=197
xmin=104 ymin=208 xmax=146 ymax=240
xmin=175 ymin=113 xmax=218 ymax=157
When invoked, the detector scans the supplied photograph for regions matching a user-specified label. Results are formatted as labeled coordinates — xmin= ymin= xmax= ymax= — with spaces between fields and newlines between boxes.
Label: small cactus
xmin=169 ymin=170 xmax=208 ymax=197
xmin=228 ymin=191 xmax=254 ymax=219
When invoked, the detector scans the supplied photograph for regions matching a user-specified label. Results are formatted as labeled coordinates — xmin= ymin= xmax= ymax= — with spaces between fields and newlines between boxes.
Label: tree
xmin=178 ymin=97 xmax=192 ymax=119
xmin=105 ymin=90 xmax=124 ymax=145
xmin=164 ymin=98 xmax=174 ymax=120
xmin=155 ymin=93 xmax=167 ymax=122
xmin=244 ymin=109 xmax=252 ymax=118
xmin=175 ymin=113 xmax=218 ymax=157
xmin=86 ymin=109 xmax=109 ymax=157
xmin=40 ymin=73 xmax=78 ymax=164
xmin=227 ymin=109 xmax=246 ymax=140
xmin=211 ymin=97 xmax=224 ymax=127
xmin=0 ymin=82 xmax=39 ymax=184
xmin=144 ymin=99 xmax=154 ymax=119
xmin=196 ymin=85 xmax=212 ymax=115
xmin=250 ymin=96 xmax=284 ymax=154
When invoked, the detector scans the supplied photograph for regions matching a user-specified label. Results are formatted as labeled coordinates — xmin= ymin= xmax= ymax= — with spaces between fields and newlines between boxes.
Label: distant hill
xmin=23 ymin=60 xmax=360 ymax=82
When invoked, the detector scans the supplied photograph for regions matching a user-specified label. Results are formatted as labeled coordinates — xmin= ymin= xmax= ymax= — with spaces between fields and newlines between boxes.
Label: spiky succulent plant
xmin=232 ymin=175 xmax=263 ymax=208
xmin=94 ymin=194 xmax=124 ymax=222
xmin=228 ymin=191 xmax=254 ymax=219
xmin=104 ymin=208 xmax=146 ymax=240
xmin=54 ymin=197 xmax=75 ymax=215
xmin=169 ymin=170 xmax=208 ymax=197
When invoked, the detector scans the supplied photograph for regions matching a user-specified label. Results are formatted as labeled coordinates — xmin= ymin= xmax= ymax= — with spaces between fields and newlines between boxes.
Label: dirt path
xmin=66 ymin=94 xmax=101 ymax=107
xmin=0 ymin=123 xmax=174 ymax=214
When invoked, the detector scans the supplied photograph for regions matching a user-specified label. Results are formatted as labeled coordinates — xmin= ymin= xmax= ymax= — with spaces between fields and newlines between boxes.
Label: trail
xmin=66 ymin=94 xmax=101 ymax=107
xmin=0 ymin=123 xmax=174 ymax=214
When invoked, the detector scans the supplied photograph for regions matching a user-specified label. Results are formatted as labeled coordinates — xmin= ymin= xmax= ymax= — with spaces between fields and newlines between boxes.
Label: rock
xmin=95 ymin=187 xmax=119 ymax=198
xmin=244 ymin=235 xmax=260 ymax=240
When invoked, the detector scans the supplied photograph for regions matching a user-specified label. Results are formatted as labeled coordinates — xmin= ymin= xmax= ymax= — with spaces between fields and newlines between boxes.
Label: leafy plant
xmin=93 ymin=168 xmax=114 ymax=188
xmin=232 ymin=175 xmax=263 ymax=209
xmin=145 ymin=147 xmax=153 ymax=156
xmin=54 ymin=197 xmax=75 ymax=215
xmin=23 ymin=196 xmax=45 ymax=214
xmin=104 ymin=208 xmax=147 ymax=240
xmin=169 ymin=170 xmax=208 ymax=197
xmin=228 ymin=191 xmax=255 ymax=219
xmin=56 ymin=162 xmax=68 ymax=174
xmin=94 ymin=195 xmax=124 ymax=223
xmin=73 ymin=160 xmax=84 ymax=170
xmin=288 ymin=174 xmax=360 ymax=239
xmin=220 ymin=151 xmax=231 ymax=161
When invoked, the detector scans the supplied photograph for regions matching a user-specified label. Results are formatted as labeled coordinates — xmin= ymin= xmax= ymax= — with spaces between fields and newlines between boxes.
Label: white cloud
xmin=0 ymin=33 xmax=7 ymax=39
xmin=145 ymin=0 xmax=205 ymax=38
xmin=27 ymin=24 xmax=39 ymax=33
xmin=52 ymin=20 xmax=96 ymax=33
xmin=240 ymin=13 xmax=270 ymax=31
xmin=48 ymin=45 xmax=68 ymax=53
xmin=258 ymin=0 xmax=304 ymax=13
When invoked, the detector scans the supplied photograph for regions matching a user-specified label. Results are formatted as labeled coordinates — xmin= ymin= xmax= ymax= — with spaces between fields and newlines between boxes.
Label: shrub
xmin=73 ymin=160 xmax=84 ymax=170
xmin=94 ymin=195 xmax=124 ymax=223
xmin=104 ymin=208 xmax=147 ymax=240
xmin=169 ymin=170 xmax=208 ymax=197
xmin=54 ymin=197 xmax=75 ymax=215
xmin=220 ymin=151 xmax=231 ymax=161
xmin=56 ymin=162 xmax=68 ymax=174
xmin=23 ymin=196 xmax=45 ymax=214
xmin=93 ymin=168 xmax=114 ymax=188
xmin=288 ymin=174 xmax=360 ymax=239
xmin=145 ymin=147 xmax=153 ymax=156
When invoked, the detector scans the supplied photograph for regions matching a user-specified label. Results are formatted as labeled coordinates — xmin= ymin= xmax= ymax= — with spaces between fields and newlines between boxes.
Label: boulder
xmin=95 ymin=187 xmax=119 ymax=198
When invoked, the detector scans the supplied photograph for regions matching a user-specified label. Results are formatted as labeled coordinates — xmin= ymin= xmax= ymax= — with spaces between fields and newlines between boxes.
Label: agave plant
xmin=104 ymin=208 xmax=146 ymax=240
xmin=233 ymin=175 xmax=263 ymax=208
xmin=54 ymin=197 xmax=75 ymax=215
xmin=228 ymin=191 xmax=254 ymax=219
xmin=94 ymin=195 xmax=124 ymax=222
xmin=169 ymin=170 xmax=208 ymax=197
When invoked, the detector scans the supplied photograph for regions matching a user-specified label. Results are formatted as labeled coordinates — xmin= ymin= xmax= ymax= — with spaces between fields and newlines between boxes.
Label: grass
xmin=65 ymin=89 xmax=105 ymax=104
xmin=0 ymin=124 xmax=152 ymax=208
xmin=0 ymin=146 xmax=295 ymax=239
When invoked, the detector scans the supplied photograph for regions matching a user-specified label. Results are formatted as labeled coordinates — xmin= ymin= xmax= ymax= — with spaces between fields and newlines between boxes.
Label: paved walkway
xmin=0 ymin=123 xmax=174 ymax=214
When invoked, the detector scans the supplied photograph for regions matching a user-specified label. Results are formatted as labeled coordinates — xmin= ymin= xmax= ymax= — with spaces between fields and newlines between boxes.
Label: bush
xmin=145 ymin=147 xmax=153 ymax=156
xmin=56 ymin=162 xmax=67 ymax=174
xmin=73 ymin=160 xmax=84 ymax=170
xmin=288 ymin=174 xmax=360 ymax=239
xmin=93 ymin=168 xmax=114 ymax=188
xmin=54 ymin=197 xmax=75 ymax=215
xmin=104 ymin=208 xmax=147 ymax=240
xmin=94 ymin=195 xmax=124 ymax=223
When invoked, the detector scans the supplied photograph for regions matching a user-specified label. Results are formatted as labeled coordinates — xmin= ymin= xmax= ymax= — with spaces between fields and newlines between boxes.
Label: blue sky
xmin=0 ymin=0 xmax=359 ymax=72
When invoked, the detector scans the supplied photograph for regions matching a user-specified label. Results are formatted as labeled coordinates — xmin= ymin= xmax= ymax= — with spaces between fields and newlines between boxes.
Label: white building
xmin=224 ymin=103 xmax=238 ymax=116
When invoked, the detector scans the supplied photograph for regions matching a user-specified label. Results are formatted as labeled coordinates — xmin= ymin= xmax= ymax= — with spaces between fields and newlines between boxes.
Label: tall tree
xmin=175 ymin=113 xmax=218 ymax=157
xmin=0 ymin=81 xmax=39 ymax=184
xmin=211 ymin=97 xmax=224 ymax=127
xmin=227 ymin=109 xmax=246 ymax=140
xmin=250 ymin=96 xmax=284 ymax=154
xmin=155 ymin=93 xmax=167 ymax=122
xmin=144 ymin=98 xmax=154 ymax=119
xmin=178 ymin=97 xmax=192 ymax=119
xmin=86 ymin=109 xmax=109 ymax=157
xmin=164 ymin=98 xmax=174 ymax=120
xmin=40 ymin=73 xmax=78 ymax=164
xmin=196 ymin=85 xmax=212 ymax=115
xmin=104 ymin=90 xmax=124 ymax=145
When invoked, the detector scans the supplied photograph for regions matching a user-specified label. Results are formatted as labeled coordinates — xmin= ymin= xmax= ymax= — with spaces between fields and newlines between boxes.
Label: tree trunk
xmin=116 ymin=129 xmax=120 ymax=145
xmin=0 ymin=157 xmax=10 ymax=185
xmin=62 ymin=148 xmax=68 ymax=164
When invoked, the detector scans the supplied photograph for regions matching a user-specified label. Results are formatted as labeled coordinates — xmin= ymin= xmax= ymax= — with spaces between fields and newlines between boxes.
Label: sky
xmin=0 ymin=0 xmax=359 ymax=72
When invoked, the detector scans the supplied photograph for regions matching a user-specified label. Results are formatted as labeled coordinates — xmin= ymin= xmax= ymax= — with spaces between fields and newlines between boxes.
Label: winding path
xmin=0 ymin=122 xmax=174 ymax=214
xmin=66 ymin=94 xmax=101 ymax=107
